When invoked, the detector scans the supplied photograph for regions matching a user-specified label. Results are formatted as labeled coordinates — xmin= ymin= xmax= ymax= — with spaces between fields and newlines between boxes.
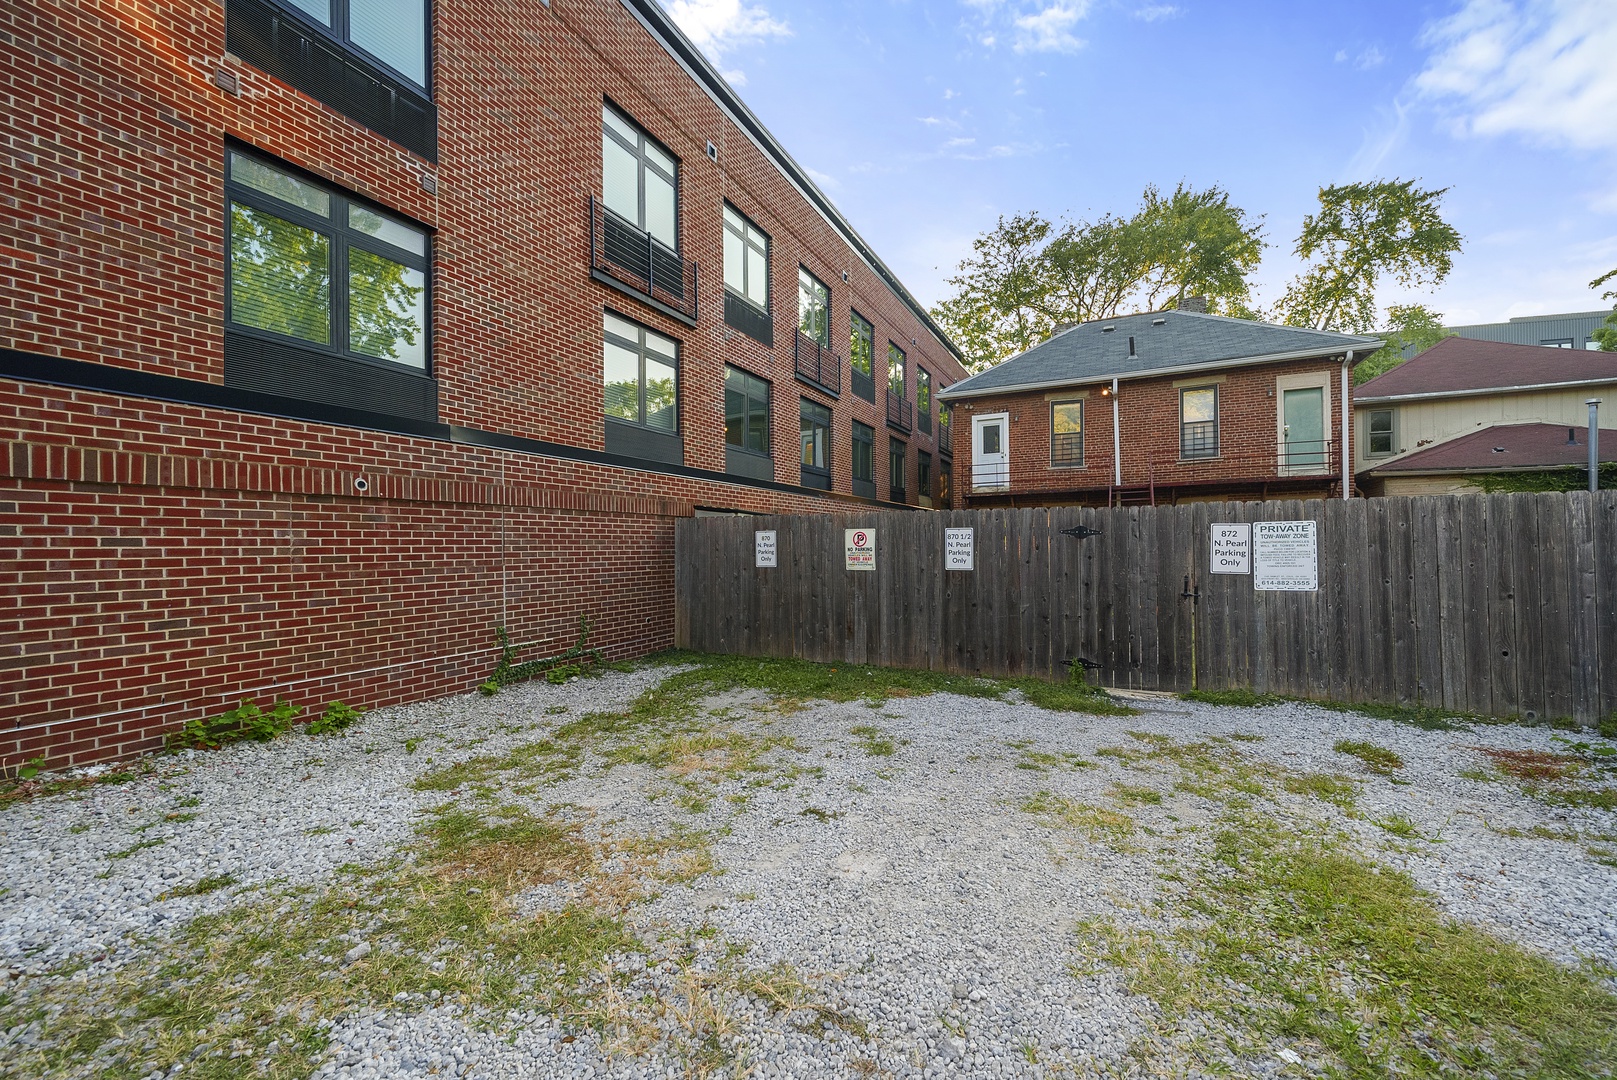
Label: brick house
xmin=937 ymin=309 xmax=1381 ymax=506
xmin=0 ymin=0 xmax=966 ymax=766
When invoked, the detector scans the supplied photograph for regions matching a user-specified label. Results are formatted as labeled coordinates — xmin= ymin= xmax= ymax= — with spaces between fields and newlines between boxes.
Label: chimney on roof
xmin=1178 ymin=296 xmax=1208 ymax=314
xmin=1048 ymin=323 xmax=1075 ymax=341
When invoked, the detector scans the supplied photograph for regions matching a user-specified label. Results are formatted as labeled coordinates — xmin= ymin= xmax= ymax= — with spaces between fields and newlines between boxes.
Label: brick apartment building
xmin=0 ymin=0 xmax=967 ymax=767
xmin=938 ymin=309 xmax=1381 ymax=506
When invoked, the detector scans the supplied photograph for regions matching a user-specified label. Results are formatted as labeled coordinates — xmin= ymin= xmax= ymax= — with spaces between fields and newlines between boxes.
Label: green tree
xmin=1592 ymin=267 xmax=1617 ymax=352
xmin=931 ymin=184 xmax=1266 ymax=372
xmin=1354 ymin=304 xmax=1454 ymax=384
xmin=1275 ymin=179 xmax=1462 ymax=333
xmin=1133 ymin=181 xmax=1266 ymax=313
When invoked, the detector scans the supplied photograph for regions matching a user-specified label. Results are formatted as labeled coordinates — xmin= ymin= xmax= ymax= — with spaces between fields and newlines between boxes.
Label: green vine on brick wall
xmin=1469 ymin=463 xmax=1617 ymax=494
xmin=480 ymin=615 xmax=604 ymax=696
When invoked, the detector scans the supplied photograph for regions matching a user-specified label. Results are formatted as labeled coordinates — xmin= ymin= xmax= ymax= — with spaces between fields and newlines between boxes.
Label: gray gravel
xmin=2 ymin=665 xmax=1613 ymax=1078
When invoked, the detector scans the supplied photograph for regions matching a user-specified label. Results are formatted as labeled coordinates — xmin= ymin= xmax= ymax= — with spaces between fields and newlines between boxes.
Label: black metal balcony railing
xmin=589 ymin=196 xmax=697 ymax=322
xmin=1179 ymin=420 xmax=1218 ymax=459
xmin=937 ymin=416 xmax=952 ymax=456
xmin=970 ymin=461 xmax=1009 ymax=491
xmin=885 ymin=390 xmax=913 ymax=433
xmin=850 ymin=365 xmax=875 ymax=403
xmin=1278 ymin=437 xmax=1333 ymax=473
xmin=1051 ymin=431 xmax=1084 ymax=468
xmin=793 ymin=330 xmax=841 ymax=396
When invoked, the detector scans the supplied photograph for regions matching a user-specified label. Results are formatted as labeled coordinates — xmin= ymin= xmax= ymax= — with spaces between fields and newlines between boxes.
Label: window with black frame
xmin=722 ymin=204 xmax=771 ymax=343
xmin=226 ymin=0 xmax=434 ymax=159
xmin=799 ymin=268 xmax=830 ymax=346
xmin=852 ymin=421 xmax=876 ymax=499
xmin=724 ymin=365 xmax=773 ymax=481
xmin=937 ymin=460 xmax=952 ymax=505
xmin=889 ymin=438 xmax=907 ymax=502
xmin=849 ymin=311 xmax=876 ymax=402
xmin=224 ymin=148 xmax=431 ymax=415
xmin=598 ymin=104 xmax=689 ymax=314
xmin=917 ymin=368 xmax=932 ymax=434
xmin=917 ymin=450 xmax=933 ymax=506
xmin=603 ymin=311 xmax=681 ymax=463
xmin=800 ymin=399 xmax=831 ymax=490
xmin=1180 ymin=385 xmax=1219 ymax=459
xmin=1051 ymin=400 xmax=1084 ymax=467
xmin=887 ymin=342 xmax=905 ymax=396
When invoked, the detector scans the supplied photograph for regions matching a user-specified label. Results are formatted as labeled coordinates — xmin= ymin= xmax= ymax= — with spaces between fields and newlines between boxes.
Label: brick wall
xmin=0 ymin=0 xmax=968 ymax=767
xmin=947 ymin=357 xmax=1350 ymax=504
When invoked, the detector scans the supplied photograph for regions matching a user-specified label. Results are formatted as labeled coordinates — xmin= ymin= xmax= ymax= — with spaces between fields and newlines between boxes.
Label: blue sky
xmin=665 ymin=0 xmax=1617 ymax=327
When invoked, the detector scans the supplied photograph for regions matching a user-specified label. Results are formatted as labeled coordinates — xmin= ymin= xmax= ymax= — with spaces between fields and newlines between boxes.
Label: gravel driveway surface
xmin=2 ymin=658 xmax=1614 ymax=1079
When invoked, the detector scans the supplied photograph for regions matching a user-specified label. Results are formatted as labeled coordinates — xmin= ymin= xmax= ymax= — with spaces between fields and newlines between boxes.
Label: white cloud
xmin=1132 ymin=4 xmax=1182 ymax=21
xmin=721 ymin=68 xmax=747 ymax=85
xmin=804 ymin=167 xmax=841 ymax=192
xmin=1013 ymin=3 xmax=1089 ymax=53
xmin=1415 ymin=0 xmax=1617 ymax=151
xmin=1355 ymin=45 xmax=1385 ymax=69
xmin=1335 ymin=48 xmax=1348 ymax=62
xmin=665 ymin=0 xmax=791 ymax=60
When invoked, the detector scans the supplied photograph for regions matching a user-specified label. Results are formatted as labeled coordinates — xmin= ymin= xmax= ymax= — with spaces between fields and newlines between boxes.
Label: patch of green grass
xmin=1281 ymin=772 xmax=1359 ymax=809
xmin=1373 ymin=813 xmax=1435 ymax=841
xmin=1534 ymin=787 xmax=1617 ymax=811
xmin=1076 ymin=811 xmax=1617 ymax=1077
xmin=849 ymin=725 xmax=895 ymax=757
xmin=107 ymin=838 xmax=166 ymax=860
xmin=1110 ymin=784 xmax=1164 ymax=806
xmin=1458 ymin=766 xmax=1499 ymax=782
xmin=799 ymin=807 xmax=841 ymax=822
xmin=1334 ymin=739 xmax=1404 ymax=774
xmin=157 ymin=874 xmax=237 ymax=901
xmin=1021 ymin=791 xmax=1136 ymax=843
xmin=1183 ymin=689 xmax=1476 ymax=731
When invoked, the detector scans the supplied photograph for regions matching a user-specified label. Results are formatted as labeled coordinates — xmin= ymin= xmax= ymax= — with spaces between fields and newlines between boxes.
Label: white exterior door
xmin=972 ymin=412 xmax=1009 ymax=489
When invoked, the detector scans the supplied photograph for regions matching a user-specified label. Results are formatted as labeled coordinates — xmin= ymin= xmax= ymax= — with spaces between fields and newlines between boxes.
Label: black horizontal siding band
xmin=0 ymin=348 xmax=917 ymax=509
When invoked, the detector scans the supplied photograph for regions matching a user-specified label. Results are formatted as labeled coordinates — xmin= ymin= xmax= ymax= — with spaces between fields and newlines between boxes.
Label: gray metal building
xmin=1448 ymin=310 xmax=1609 ymax=350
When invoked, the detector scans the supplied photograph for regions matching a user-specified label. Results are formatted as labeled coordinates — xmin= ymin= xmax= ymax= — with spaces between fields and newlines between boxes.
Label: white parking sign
xmin=1209 ymin=523 xmax=1250 ymax=575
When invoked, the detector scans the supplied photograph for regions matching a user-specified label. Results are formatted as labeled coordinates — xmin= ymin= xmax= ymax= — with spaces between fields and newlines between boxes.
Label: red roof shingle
xmin=1372 ymin=423 xmax=1617 ymax=473
xmin=1356 ymin=337 xmax=1617 ymax=399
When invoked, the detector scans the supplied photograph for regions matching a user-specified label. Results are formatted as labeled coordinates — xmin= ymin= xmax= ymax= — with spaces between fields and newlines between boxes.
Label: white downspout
xmin=1342 ymin=351 xmax=1353 ymax=499
xmin=1112 ymin=377 xmax=1122 ymax=488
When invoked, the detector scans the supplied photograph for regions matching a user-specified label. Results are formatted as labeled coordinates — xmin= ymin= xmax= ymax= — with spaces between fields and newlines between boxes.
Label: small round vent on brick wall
xmin=353 ymin=477 xmax=370 ymax=493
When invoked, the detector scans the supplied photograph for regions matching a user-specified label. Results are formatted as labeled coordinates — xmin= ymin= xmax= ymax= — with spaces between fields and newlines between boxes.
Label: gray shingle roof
xmin=938 ymin=310 xmax=1383 ymax=398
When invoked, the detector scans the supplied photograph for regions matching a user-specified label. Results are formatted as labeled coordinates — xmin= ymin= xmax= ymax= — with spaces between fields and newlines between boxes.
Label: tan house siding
xmin=1354 ymin=379 xmax=1617 ymax=475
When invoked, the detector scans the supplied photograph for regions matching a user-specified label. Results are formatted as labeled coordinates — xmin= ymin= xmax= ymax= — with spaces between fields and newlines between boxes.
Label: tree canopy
xmin=930 ymin=183 xmax=1265 ymax=371
xmin=1592 ymin=267 xmax=1617 ymax=353
xmin=1354 ymin=304 xmax=1453 ymax=384
xmin=1274 ymin=179 xmax=1462 ymax=334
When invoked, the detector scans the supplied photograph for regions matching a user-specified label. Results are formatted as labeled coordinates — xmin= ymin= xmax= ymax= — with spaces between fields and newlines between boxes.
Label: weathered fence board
xmin=674 ymin=491 xmax=1616 ymax=723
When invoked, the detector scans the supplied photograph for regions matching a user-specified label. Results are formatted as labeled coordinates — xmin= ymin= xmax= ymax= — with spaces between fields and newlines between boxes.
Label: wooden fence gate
xmin=674 ymin=492 xmax=1617 ymax=724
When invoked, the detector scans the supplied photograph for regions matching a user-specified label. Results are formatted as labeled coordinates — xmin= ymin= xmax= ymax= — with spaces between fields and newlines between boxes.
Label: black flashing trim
xmin=590 ymin=269 xmax=699 ymax=328
xmin=0 ymin=348 xmax=918 ymax=508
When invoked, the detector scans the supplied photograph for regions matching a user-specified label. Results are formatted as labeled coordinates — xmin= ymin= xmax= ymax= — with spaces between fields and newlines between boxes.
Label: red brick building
xmin=938 ymin=310 xmax=1380 ymax=506
xmin=0 ymin=0 xmax=967 ymax=767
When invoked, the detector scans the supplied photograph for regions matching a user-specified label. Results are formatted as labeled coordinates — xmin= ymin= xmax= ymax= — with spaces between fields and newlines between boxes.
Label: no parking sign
xmin=844 ymin=528 xmax=875 ymax=571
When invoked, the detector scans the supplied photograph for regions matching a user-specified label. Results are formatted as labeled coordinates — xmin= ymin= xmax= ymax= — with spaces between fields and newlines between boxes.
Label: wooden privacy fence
xmin=674 ymin=491 xmax=1617 ymax=724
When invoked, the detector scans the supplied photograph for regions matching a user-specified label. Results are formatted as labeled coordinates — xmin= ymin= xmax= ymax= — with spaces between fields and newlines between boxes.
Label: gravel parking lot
xmin=3 ymin=657 xmax=1615 ymax=1078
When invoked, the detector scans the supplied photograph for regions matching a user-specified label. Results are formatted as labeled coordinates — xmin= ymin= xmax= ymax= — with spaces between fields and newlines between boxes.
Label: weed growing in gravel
xmin=1006 ymin=740 xmax=1095 ymax=772
xmin=1181 ymin=688 xmax=1287 ymax=707
xmin=0 ymin=760 xmax=147 ymax=808
xmin=1181 ymin=690 xmax=1476 ymax=731
xmin=1334 ymin=739 xmax=1405 ymax=774
xmin=156 ymin=874 xmax=237 ymax=901
xmin=1281 ymin=772 xmax=1359 ymax=809
xmin=1109 ymin=784 xmax=1164 ymax=806
xmin=1373 ymin=813 xmax=1436 ymax=842
xmin=849 ymin=725 xmax=895 ymax=756
xmin=306 ymin=701 xmax=362 ymax=736
xmin=1075 ymin=811 xmax=1617 ymax=1077
xmin=167 ymin=699 xmax=302 ymax=751
xmin=1021 ymin=791 xmax=1136 ymax=844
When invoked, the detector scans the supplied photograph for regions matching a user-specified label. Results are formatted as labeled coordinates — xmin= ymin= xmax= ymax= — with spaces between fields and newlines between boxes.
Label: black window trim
xmin=723 ymin=363 xmax=772 ymax=460
xmin=799 ymin=397 xmax=832 ymax=487
xmin=603 ymin=99 xmax=682 ymax=255
xmin=798 ymin=266 xmax=831 ymax=348
xmin=1050 ymin=398 xmax=1084 ymax=468
xmin=888 ymin=435 xmax=907 ymax=502
xmin=722 ymin=202 xmax=770 ymax=315
xmin=224 ymin=143 xmax=433 ymax=378
xmin=887 ymin=340 xmax=906 ymax=396
xmin=851 ymin=419 xmax=876 ymax=480
xmin=258 ymin=0 xmax=433 ymax=93
xmin=917 ymin=448 xmax=933 ymax=504
xmin=849 ymin=309 xmax=876 ymax=403
xmin=916 ymin=366 xmax=932 ymax=434
xmin=604 ymin=307 xmax=682 ymax=434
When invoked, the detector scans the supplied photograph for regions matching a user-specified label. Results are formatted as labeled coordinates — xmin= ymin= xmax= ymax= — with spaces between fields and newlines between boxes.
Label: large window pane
xmin=801 ymin=400 xmax=830 ymax=470
xmin=644 ymin=357 xmax=677 ymax=431
xmin=852 ymin=423 xmax=874 ymax=482
xmin=604 ymin=341 xmax=641 ymax=423
xmin=644 ymin=172 xmax=676 ymax=249
xmin=348 ymin=249 xmax=425 ymax=367
xmin=850 ymin=313 xmax=873 ymax=376
xmin=645 ymin=327 xmax=678 ymax=361
xmin=799 ymin=269 xmax=828 ymax=345
xmin=747 ymin=392 xmax=768 ymax=453
xmin=602 ymin=136 xmax=639 ymax=222
xmin=888 ymin=343 xmax=905 ymax=394
xmin=230 ymin=153 xmax=330 ymax=217
xmin=348 ymin=205 xmax=426 ymax=256
xmin=745 ymin=237 xmax=768 ymax=307
xmin=350 ymin=0 xmax=426 ymax=85
xmin=229 ymin=202 xmax=330 ymax=343
xmin=283 ymin=0 xmax=331 ymax=25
